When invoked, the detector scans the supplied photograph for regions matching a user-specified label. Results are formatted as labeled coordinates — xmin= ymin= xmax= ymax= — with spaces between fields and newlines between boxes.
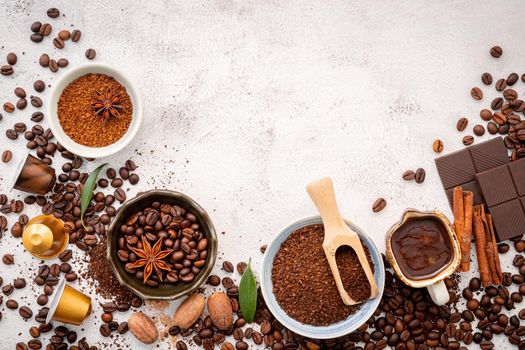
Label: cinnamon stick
xmin=473 ymin=205 xmax=491 ymax=287
xmin=453 ymin=187 xmax=465 ymax=263
xmin=486 ymin=214 xmax=503 ymax=284
xmin=461 ymin=191 xmax=473 ymax=272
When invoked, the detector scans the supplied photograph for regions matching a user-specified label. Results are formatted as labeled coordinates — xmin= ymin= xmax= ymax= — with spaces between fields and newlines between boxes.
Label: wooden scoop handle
xmin=306 ymin=177 xmax=347 ymax=237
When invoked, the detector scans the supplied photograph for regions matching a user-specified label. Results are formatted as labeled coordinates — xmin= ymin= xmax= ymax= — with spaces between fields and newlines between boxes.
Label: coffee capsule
xmin=22 ymin=215 xmax=68 ymax=259
xmin=12 ymin=154 xmax=56 ymax=195
xmin=46 ymin=279 xmax=92 ymax=325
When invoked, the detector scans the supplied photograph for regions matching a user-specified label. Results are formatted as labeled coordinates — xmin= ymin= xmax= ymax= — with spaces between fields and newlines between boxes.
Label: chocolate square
xmin=509 ymin=160 xmax=525 ymax=196
xmin=475 ymin=158 xmax=525 ymax=241
xmin=470 ymin=137 xmax=510 ymax=173
xmin=435 ymin=149 xmax=476 ymax=189
xmin=435 ymin=137 xmax=508 ymax=209
xmin=475 ymin=165 xmax=517 ymax=207
xmin=489 ymin=199 xmax=525 ymax=241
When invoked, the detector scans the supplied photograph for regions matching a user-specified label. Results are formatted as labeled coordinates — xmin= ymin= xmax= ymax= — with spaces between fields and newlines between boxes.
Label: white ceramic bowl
xmin=48 ymin=63 xmax=142 ymax=158
xmin=260 ymin=216 xmax=385 ymax=339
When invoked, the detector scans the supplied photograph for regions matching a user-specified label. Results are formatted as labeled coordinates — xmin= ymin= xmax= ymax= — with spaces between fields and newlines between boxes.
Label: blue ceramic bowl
xmin=260 ymin=216 xmax=385 ymax=339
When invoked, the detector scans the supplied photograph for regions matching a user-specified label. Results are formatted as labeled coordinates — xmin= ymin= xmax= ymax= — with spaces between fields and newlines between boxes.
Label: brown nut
xmin=128 ymin=312 xmax=159 ymax=344
xmin=173 ymin=293 xmax=205 ymax=329
xmin=207 ymin=292 xmax=234 ymax=331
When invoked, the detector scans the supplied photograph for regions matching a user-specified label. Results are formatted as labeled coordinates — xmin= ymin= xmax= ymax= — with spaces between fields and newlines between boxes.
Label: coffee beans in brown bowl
xmin=106 ymin=189 xmax=217 ymax=300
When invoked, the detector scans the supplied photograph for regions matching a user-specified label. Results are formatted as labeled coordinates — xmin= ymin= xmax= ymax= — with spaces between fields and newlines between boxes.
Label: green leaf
xmin=239 ymin=258 xmax=257 ymax=323
xmin=80 ymin=163 xmax=107 ymax=228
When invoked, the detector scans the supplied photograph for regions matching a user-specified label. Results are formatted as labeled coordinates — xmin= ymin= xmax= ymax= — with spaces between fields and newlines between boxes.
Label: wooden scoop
xmin=306 ymin=177 xmax=379 ymax=305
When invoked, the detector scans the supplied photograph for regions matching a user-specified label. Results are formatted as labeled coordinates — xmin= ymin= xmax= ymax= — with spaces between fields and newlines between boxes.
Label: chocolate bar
xmin=435 ymin=137 xmax=509 ymax=208
xmin=475 ymin=158 xmax=525 ymax=241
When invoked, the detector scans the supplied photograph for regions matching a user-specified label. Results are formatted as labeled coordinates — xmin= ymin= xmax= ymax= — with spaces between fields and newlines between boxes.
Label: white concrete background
xmin=0 ymin=0 xmax=524 ymax=348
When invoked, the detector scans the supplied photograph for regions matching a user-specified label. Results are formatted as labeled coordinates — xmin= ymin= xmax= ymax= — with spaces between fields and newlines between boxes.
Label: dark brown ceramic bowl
xmin=107 ymin=189 xmax=217 ymax=300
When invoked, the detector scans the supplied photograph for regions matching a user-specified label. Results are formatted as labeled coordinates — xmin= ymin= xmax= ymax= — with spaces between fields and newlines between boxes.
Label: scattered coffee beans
xmin=372 ymin=197 xmax=387 ymax=212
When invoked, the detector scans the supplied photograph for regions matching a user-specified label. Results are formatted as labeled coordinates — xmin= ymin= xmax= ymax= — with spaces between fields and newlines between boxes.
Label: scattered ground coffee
xmin=58 ymin=73 xmax=132 ymax=147
xmin=86 ymin=239 xmax=136 ymax=304
xmin=272 ymin=224 xmax=373 ymax=326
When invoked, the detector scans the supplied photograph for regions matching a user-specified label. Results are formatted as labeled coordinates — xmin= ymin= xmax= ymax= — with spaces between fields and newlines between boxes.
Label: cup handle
xmin=426 ymin=281 xmax=449 ymax=305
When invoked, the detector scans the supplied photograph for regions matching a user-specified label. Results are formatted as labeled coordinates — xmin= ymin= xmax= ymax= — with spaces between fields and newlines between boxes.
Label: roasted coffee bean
xmin=479 ymin=109 xmax=492 ymax=121
xmin=6 ymin=299 xmax=18 ymax=309
xmin=16 ymin=98 xmax=26 ymax=110
xmin=456 ymin=117 xmax=468 ymax=131
xmin=39 ymin=54 xmax=50 ymax=67
xmin=119 ymin=167 xmax=129 ymax=179
xmin=33 ymin=80 xmax=45 ymax=93
xmin=13 ymin=87 xmax=26 ymax=99
xmin=14 ymin=278 xmax=26 ymax=289
xmin=85 ymin=49 xmax=96 ymax=60
xmin=58 ymin=30 xmax=70 ymax=40
xmin=402 ymin=170 xmax=415 ymax=181
xmin=47 ymin=7 xmax=60 ymax=18
xmin=495 ymin=79 xmax=506 ymax=92
xmin=101 ymin=312 xmax=113 ymax=323
xmin=481 ymin=72 xmax=493 ymax=85
xmin=462 ymin=288 xmax=473 ymax=300
xmin=125 ymin=159 xmax=137 ymax=171
xmin=491 ymin=98 xmax=504 ymax=112
xmin=2 ymin=150 xmax=12 ymax=163
xmin=207 ymin=275 xmax=220 ymax=286
xmin=114 ymin=189 xmax=126 ymax=203
xmin=2 ymin=254 xmax=14 ymax=265
xmin=176 ymin=341 xmax=188 ymax=350
xmin=471 ymin=87 xmax=483 ymax=100
xmin=59 ymin=249 xmax=72 ymax=262
xmin=508 ymin=72 xmax=519 ymax=85
xmin=3 ymin=102 xmax=15 ymax=113
xmin=117 ymin=321 xmax=129 ymax=334
xmin=71 ymin=29 xmax=81 ymax=42
xmin=469 ymin=277 xmax=481 ymax=291
xmin=3 ymin=284 xmax=14 ymax=295
xmin=490 ymin=46 xmax=502 ymax=58
xmin=473 ymin=125 xmax=485 ymax=136
xmin=99 ymin=324 xmax=110 ymax=337
xmin=40 ymin=23 xmax=52 ymax=36
xmin=432 ymin=139 xmax=443 ymax=153
xmin=129 ymin=173 xmax=140 ymax=185
xmin=111 ymin=178 xmax=123 ymax=188
xmin=31 ymin=21 xmax=42 ymax=32
xmin=462 ymin=135 xmax=474 ymax=146
xmin=237 ymin=262 xmax=248 ymax=274
xmin=504 ymin=89 xmax=518 ymax=100
xmin=31 ymin=96 xmax=43 ymax=108
xmin=57 ymin=58 xmax=69 ymax=68
xmin=53 ymin=37 xmax=64 ymax=49
xmin=30 ymin=33 xmax=43 ymax=43
xmin=223 ymin=261 xmax=234 ymax=272
xmin=415 ymin=168 xmax=425 ymax=184
xmin=49 ymin=59 xmax=58 ymax=72
xmin=37 ymin=294 xmax=48 ymax=305
xmin=19 ymin=306 xmax=33 ymax=318
xmin=14 ymin=123 xmax=26 ymax=133
xmin=372 ymin=197 xmax=387 ymax=213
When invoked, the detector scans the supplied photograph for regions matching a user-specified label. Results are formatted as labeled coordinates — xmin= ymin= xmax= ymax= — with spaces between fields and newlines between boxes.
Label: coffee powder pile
xmin=272 ymin=224 xmax=373 ymax=326
xmin=86 ymin=239 xmax=135 ymax=304
xmin=58 ymin=73 xmax=132 ymax=147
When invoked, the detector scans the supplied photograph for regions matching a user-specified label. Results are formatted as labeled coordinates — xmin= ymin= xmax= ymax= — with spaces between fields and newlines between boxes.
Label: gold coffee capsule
xmin=12 ymin=154 xmax=56 ymax=195
xmin=22 ymin=215 xmax=68 ymax=259
xmin=46 ymin=279 xmax=92 ymax=326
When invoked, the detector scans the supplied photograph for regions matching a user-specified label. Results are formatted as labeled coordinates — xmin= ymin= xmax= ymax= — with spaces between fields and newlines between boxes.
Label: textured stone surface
xmin=0 ymin=0 xmax=522 ymax=348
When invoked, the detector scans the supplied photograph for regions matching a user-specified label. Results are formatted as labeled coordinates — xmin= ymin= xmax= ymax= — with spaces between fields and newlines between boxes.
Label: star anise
xmin=127 ymin=237 xmax=172 ymax=284
xmin=90 ymin=89 xmax=123 ymax=123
